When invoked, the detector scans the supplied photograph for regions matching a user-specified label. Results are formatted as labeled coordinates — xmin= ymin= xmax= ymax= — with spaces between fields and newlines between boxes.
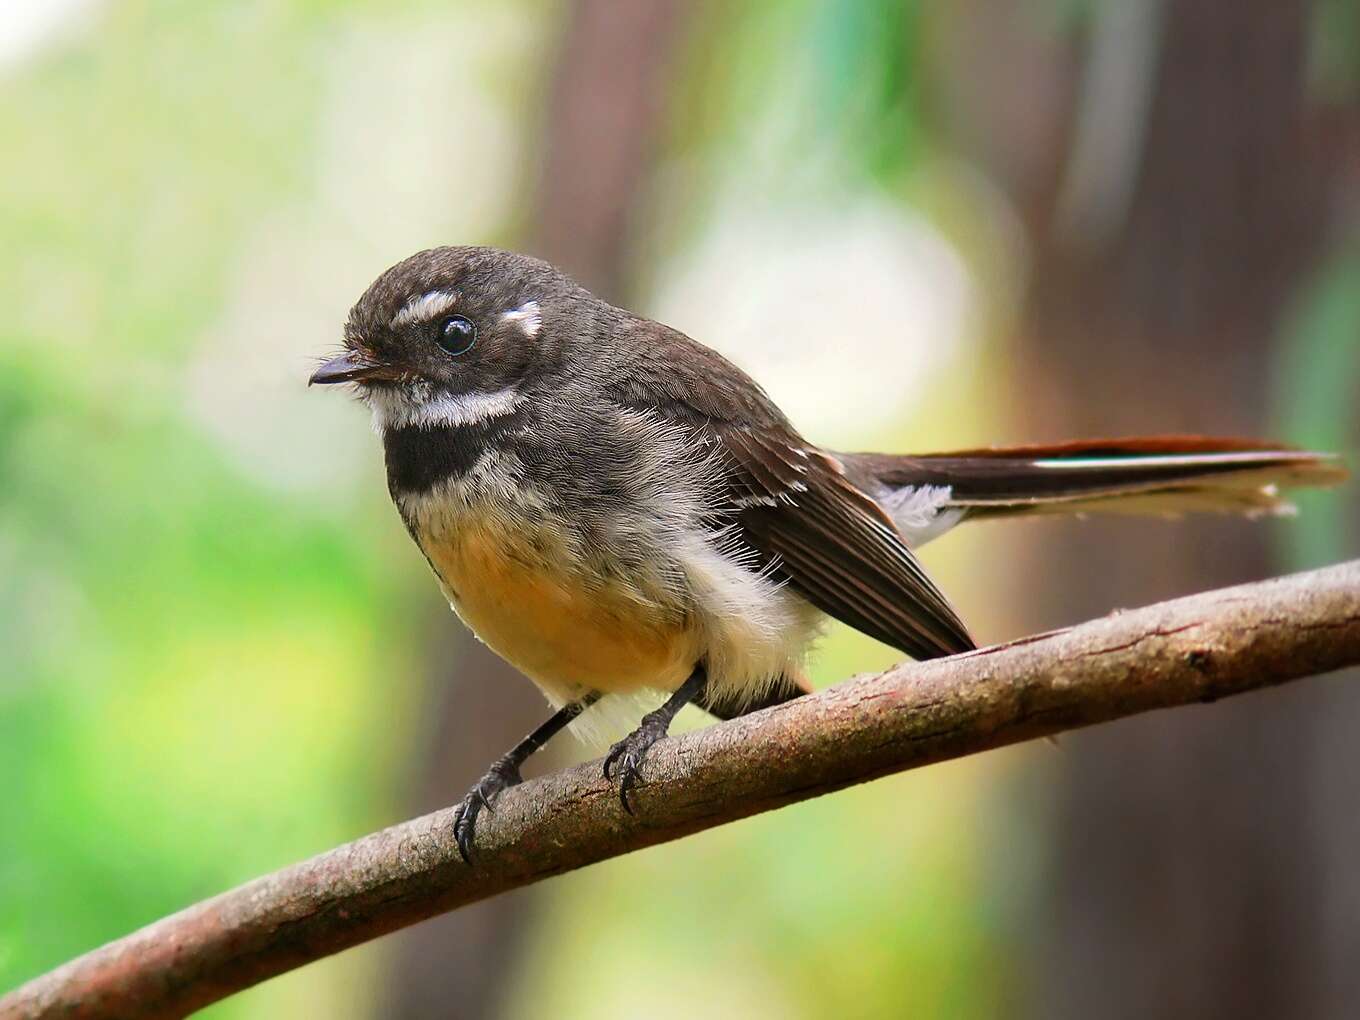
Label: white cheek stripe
xmin=391 ymin=290 xmax=458 ymax=329
xmin=372 ymin=387 xmax=521 ymax=432
xmin=501 ymin=300 xmax=541 ymax=337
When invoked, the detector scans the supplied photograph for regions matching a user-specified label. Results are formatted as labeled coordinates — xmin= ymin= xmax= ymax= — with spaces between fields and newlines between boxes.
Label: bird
xmin=311 ymin=245 xmax=1346 ymax=862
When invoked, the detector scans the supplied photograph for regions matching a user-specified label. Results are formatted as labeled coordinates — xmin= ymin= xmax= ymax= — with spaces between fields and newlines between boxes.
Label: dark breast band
xmin=382 ymin=410 xmax=526 ymax=498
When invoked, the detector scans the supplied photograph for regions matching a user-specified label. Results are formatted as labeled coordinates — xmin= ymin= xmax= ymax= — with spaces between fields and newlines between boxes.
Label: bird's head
xmin=311 ymin=246 xmax=588 ymax=429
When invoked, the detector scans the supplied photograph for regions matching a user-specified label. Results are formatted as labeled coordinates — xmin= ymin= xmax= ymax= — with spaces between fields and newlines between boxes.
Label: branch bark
xmin=6 ymin=561 xmax=1360 ymax=1020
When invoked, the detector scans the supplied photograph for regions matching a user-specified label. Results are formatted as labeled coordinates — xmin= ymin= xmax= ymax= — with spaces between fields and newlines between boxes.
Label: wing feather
xmin=606 ymin=317 xmax=975 ymax=661
xmin=724 ymin=429 xmax=975 ymax=660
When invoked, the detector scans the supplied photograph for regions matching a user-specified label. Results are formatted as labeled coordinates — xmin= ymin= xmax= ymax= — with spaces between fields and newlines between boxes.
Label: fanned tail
xmin=853 ymin=436 xmax=1347 ymax=521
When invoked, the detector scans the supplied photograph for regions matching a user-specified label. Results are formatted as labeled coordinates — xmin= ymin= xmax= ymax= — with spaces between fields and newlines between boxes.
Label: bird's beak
xmin=309 ymin=351 xmax=377 ymax=386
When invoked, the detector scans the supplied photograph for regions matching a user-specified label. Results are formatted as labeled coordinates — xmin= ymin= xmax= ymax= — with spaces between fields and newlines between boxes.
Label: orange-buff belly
xmin=422 ymin=522 xmax=697 ymax=698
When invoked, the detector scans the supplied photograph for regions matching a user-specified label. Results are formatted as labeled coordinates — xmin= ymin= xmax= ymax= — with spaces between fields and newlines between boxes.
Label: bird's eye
xmin=435 ymin=315 xmax=477 ymax=356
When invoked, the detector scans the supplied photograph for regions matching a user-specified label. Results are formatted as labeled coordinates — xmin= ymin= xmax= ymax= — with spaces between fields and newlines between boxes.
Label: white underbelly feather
xmin=674 ymin=529 xmax=822 ymax=711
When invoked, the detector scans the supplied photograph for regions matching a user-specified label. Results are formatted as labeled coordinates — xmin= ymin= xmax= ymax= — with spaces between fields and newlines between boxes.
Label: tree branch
xmin=6 ymin=561 xmax=1359 ymax=1019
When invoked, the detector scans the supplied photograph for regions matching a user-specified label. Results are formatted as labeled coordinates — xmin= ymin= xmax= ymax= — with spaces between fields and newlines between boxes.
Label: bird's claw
xmin=602 ymin=720 xmax=666 ymax=814
xmin=452 ymin=757 xmax=523 ymax=864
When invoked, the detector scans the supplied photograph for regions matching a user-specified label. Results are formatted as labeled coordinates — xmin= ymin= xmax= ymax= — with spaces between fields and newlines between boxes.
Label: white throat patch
xmin=368 ymin=384 xmax=520 ymax=433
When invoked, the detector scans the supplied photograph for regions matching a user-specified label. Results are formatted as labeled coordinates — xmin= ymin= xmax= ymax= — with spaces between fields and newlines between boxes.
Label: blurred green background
xmin=1 ymin=1 xmax=1357 ymax=1017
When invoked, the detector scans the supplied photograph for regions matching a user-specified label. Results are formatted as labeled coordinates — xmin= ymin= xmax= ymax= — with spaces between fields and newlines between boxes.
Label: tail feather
xmin=853 ymin=436 xmax=1347 ymax=521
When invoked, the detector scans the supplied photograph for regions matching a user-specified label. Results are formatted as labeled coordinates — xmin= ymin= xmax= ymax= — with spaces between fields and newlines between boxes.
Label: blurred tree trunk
xmin=936 ymin=1 xmax=1359 ymax=1017
xmin=528 ymin=0 xmax=686 ymax=301
xmin=378 ymin=2 xmax=687 ymax=1017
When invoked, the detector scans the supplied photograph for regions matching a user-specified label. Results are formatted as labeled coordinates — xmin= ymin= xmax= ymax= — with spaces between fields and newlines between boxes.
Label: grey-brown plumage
xmin=311 ymin=245 xmax=1346 ymax=860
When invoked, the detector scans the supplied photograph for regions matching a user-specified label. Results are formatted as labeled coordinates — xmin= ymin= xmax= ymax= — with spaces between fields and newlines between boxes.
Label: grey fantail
xmin=311 ymin=245 xmax=1346 ymax=862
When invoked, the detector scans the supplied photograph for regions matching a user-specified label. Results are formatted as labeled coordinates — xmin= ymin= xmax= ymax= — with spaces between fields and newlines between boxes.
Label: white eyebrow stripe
xmin=391 ymin=290 xmax=458 ymax=329
xmin=372 ymin=387 xmax=521 ymax=432
xmin=501 ymin=300 xmax=541 ymax=337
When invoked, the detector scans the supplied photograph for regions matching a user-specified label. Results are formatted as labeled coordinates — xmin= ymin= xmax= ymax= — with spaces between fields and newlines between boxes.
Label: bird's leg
xmin=453 ymin=692 xmax=600 ymax=863
xmin=603 ymin=664 xmax=707 ymax=813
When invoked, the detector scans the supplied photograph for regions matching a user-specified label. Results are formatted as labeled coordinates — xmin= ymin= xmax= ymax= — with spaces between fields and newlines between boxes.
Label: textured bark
xmin=4 ymin=561 xmax=1359 ymax=1020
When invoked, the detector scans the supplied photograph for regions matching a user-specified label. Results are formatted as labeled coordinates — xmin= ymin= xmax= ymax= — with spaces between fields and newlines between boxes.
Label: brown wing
xmin=723 ymin=428 xmax=975 ymax=660
xmin=606 ymin=317 xmax=975 ymax=660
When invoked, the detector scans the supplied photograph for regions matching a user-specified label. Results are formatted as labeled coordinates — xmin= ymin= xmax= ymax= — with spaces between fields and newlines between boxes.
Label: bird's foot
xmin=602 ymin=712 xmax=671 ymax=814
xmin=452 ymin=756 xmax=523 ymax=864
